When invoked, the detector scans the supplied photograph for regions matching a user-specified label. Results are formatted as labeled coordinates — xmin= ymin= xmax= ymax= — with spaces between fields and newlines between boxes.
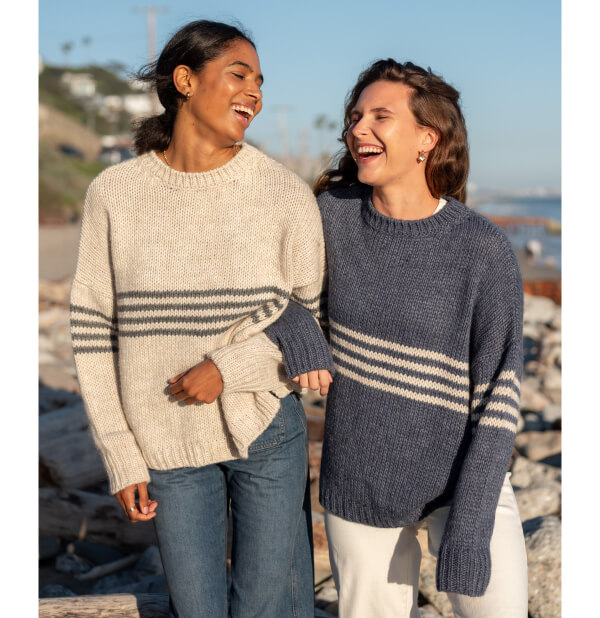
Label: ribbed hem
xmin=436 ymin=543 xmax=492 ymax=597
xmin=141 ymin=142 xmax=258 ymax=188
xmin=361 ymin=189 xmax=469 ymax=237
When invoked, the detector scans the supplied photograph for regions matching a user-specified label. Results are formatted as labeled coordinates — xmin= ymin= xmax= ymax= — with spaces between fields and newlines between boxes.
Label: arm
xmin=70 ymin=177 xmax=154 ymax=519
xmin=436 ymin=238 xmax=524 ymax=597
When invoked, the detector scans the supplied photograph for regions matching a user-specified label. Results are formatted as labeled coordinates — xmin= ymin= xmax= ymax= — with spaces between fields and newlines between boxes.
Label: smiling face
xmin=177 ymin=39 xmax=264 ymax=146
xmin=347 ymin=80 xmax=435 ymax=190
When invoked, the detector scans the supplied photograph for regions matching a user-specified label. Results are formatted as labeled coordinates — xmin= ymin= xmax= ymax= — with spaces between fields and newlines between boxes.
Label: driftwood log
xmin=39 ymin=402 xmax=107 ymax=489
xmin=39 ymin=489 xmax=157 ymax=550
xmin=39 ymin=593 xmax=169 ymax=617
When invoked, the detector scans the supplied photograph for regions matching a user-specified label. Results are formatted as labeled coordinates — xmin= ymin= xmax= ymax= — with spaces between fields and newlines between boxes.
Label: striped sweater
xmin=267 ymin=184 xmax=523 ymax=597
xmin=70 ymin=143 xmax=326 ymax=494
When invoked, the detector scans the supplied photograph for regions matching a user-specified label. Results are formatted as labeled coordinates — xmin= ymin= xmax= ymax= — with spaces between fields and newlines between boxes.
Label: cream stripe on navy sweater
xmin=70 ymin=143 xmax=326 ymax=495
xmin=265 ymin=184 xmax=523 ymax=597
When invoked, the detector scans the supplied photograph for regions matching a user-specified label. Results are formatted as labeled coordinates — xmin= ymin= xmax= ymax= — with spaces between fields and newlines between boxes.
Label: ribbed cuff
xmin=264 ymin=301 xmax=334 ymax=379
xmin=436 ymin=543 xmax=491 ymax=597
xmin=208 ymin=346 xmax=270 ymax=393
xmin=102 ymin=448 xmax=151 ymax=495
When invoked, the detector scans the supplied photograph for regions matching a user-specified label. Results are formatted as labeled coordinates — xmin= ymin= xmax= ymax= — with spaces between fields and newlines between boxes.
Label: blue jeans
xmin=148 ymin=392 xmax=314 ymax=618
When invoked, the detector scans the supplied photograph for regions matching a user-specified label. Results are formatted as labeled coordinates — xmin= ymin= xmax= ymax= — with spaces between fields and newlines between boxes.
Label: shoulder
xmin=244 ymin=144 xmax=314 ymax=199
xmin=450 ymin=198 xmax=519 ymax=266
xmin=86 ymin=154 xmax=150 ymax=201
xmin=317 ymin=184 xmax=364 ymax=217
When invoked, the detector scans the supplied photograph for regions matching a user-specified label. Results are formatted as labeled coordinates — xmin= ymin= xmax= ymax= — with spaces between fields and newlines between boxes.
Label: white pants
xmin=324 ymin=473 xmax=528 ymax=618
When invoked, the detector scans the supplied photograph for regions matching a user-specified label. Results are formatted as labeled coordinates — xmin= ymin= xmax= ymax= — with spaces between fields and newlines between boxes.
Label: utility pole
xmin=134 ymin=6 xmax=167 ymax=114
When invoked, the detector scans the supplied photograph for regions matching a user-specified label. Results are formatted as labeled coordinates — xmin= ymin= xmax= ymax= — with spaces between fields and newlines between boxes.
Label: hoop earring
xmin=417 ymin=150 xmax=427 ymax=163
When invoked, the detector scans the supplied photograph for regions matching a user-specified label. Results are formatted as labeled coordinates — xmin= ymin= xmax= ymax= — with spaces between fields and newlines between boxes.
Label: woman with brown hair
xmin=268 ymin=59 xmax=528 ymax=616
xmin=70 ymin=19 xmax=333 ymax=618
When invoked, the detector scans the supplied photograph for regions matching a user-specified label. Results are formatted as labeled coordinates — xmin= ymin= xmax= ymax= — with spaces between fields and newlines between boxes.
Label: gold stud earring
xmin=417 ymin=150 xmax=427 ymax=163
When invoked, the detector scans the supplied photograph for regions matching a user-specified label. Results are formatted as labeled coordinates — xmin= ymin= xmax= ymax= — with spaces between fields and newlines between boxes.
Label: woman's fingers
xmin=291 ymin=376 xmax=300 ymax=383
xmin=298 ymin=373 xmax=309 ymax=388
xmin=117 ymin=484 xmax=157 ymax=523
xmin=318 ymin=370 xmax=332 ymax=396
xmin=137 ymin=483 xmax=151 ymax=515
xmin=307 ymin=371 xmax=320 ymax=391
xmin=168 ymin=371 xmax=187 ymax=384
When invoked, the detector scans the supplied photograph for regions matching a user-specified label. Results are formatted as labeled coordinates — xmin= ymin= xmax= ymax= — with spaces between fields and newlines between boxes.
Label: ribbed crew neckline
xmin=361 ymin=187 xmax=467 ymax=237
xmin=142 ymin=142 xmax=257 ymax=188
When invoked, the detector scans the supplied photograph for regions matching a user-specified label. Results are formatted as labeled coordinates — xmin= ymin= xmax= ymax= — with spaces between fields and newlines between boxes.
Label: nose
xmin=246 ymin=82 xmax=263 ymax=102
xmin=350 ymin=117 xmax=368 ymax=137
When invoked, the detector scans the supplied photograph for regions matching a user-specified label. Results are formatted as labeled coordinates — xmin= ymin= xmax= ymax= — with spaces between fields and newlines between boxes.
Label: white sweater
xmin=70 ymin=144 xmax=326 ymax=493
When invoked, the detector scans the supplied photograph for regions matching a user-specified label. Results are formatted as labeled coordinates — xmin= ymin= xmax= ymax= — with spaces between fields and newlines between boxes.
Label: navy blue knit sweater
xmin=265 ymin=184 xmax=523 ymax=597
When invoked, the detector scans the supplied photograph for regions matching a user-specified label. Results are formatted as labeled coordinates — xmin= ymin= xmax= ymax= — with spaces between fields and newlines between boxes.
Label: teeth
xmin=357 ymin=145 xmax=384 ymax=154
xmin=232 ymin=104 xmax=254 ymax=117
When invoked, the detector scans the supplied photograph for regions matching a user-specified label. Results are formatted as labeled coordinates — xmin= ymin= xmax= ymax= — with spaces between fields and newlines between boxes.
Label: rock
xmin=514 ymin=485 xmax=561 ymax=521
xmin=541 ymin=367 xmax=562 ymax=395
xmin=39 ymin=584 xmax=77 ymax=598
xmin=514 ymin=431 xmax=561 ymax=464
xmin=521 ymin=412 xmax=547 ymax=432
xmin=67 ymin=541 xmax=125 ymax=566
xmin=314 ymin=609 xmax=336 ymax=618
xmin=419 ymin=604 xmax=443 ymax=618
xmin=39 ymin=536 xmax=62 ymax=561
xmin=39 ymin=308 xmax=69 ymax=329
xmin=134 ymin=545 xmax=164 ymax=577
xmin=315 ymin=584 xmax=339 ymax=606
xmin=418 ymin=551 xmax=453 ymax=618
xmin=541 ymin=403 xmax=561 ymax=425
xmin=55 ymin=552 xmax=93 ymax=575
xmin=39 ymin=385 xmax=81 ymax=414
xmin=519 ymin=378 xmax=551 ymax=413
xmin=549 ymin=307 xmax=561 ymax=330
xmin=39 ymin=278 xmax=72 ymax=307
xmin=523 ymin=516 xmax=561 ymax=618
xmin=91 ymin=570 xmax=139 ymax=594
xmin=309 ymin=440 xmax=323 ymax=481
xmin=510 ymin=456 xmax=561 ymax=488
xmin=523 ymin=295 xmax=558 ymax=326
xmin=101 ymin=574 xmax=169 ymax=595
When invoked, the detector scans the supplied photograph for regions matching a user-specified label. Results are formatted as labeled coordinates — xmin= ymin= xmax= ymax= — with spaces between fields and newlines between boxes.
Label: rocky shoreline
xmin=39 ymin=279 xmax=561 ymax=617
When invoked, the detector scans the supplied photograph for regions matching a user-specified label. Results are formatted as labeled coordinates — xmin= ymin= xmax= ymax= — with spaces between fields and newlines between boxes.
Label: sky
xmin=38 ymin=0 xmax=561 ymax=192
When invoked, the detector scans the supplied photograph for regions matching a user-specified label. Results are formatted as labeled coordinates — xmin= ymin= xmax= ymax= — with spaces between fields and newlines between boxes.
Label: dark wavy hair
xmin=132 ymin=20 xmax=255 ymax=154
xmin=314 ymin=59 xmax=469 ymax=203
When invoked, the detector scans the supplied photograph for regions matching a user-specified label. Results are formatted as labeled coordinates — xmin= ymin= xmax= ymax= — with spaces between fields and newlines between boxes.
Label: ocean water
xmin=473 ymin=196 xmax=561 ymax=268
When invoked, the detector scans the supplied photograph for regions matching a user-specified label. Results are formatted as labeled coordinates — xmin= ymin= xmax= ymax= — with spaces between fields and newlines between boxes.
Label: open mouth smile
xmin=232 ymin=103 xmax=255 ymax=128
xmin=356 ymin=144 xmax=384 ymax=163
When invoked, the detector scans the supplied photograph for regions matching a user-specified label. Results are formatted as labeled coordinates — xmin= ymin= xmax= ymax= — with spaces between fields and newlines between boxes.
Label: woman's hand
xmin=168 ymin=359 xmax=224 ymax=405
xmin=115 ymin=482 xmax=158 ymax=523
xmin=292 ymin=370 xmax=333 ymax=396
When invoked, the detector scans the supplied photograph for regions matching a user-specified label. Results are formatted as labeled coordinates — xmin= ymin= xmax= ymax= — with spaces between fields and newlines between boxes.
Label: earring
xmin=185 ymin=92 xmax=190 ymax=100
xmin=417 ymin=150 xmax=427 ymax=163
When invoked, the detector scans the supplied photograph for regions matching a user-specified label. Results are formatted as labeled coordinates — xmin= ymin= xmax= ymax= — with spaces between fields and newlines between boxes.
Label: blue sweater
xmin=265 ymin=184 xmax=523 ymax=597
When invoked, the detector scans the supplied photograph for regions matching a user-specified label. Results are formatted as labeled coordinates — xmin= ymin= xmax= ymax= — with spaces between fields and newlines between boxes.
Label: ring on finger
xmin=128 ymin=506 xmax=136 ymax=512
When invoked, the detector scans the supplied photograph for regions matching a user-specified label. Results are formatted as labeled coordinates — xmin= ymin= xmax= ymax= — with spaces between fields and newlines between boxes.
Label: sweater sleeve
xmin=436 ymin=236 xmax=524 ymax=597
xmin=70 ymin=177 xmax=150 ymax=494
xmin=209 ymin=183 xmax=330 ymax=391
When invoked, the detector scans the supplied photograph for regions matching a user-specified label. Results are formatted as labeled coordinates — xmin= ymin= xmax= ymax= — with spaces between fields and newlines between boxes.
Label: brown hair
xmin=314 ymin=59 xmax=469 ymax=203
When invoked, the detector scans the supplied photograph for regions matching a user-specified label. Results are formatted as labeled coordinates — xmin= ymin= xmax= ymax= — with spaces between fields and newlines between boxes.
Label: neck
xmin=372 ymin=180 xmax=439 ymax=220
xmin=161 ymin=116 xmax=238 ymax=173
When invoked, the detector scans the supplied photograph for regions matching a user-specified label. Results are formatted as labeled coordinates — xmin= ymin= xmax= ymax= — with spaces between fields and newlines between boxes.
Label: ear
xmin=420 ymin=127 xmax=439 ymax=153
xmin=172 ymin=65 xmax=194 ymax=97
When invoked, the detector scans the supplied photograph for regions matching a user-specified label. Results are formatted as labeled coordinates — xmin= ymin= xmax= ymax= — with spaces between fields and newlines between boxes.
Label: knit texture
xmin=306 ymin=185 xmax=523 ymax=597
xmin=264 ymin=299 xmax=334 ymax=379
xmin=70 ymin=143 xmax=326 ymax=494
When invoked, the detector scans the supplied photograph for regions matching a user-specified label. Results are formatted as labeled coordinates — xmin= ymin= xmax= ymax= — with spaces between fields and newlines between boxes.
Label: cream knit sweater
xmin=70 ymin=143 xmax=326 ymax=494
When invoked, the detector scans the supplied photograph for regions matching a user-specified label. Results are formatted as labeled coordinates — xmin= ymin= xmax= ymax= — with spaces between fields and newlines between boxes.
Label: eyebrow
xmin=228 ymin=61 xmax=264 ymax=86
xmin=351 ymin=106 xmax=394 ymax=115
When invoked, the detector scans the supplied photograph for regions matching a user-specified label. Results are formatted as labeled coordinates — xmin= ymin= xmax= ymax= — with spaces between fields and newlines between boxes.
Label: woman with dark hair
xmin=266 ymin=59 xmax=528 ymax=616
xmin=70 ymin=20 xmax=333 ymax=618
